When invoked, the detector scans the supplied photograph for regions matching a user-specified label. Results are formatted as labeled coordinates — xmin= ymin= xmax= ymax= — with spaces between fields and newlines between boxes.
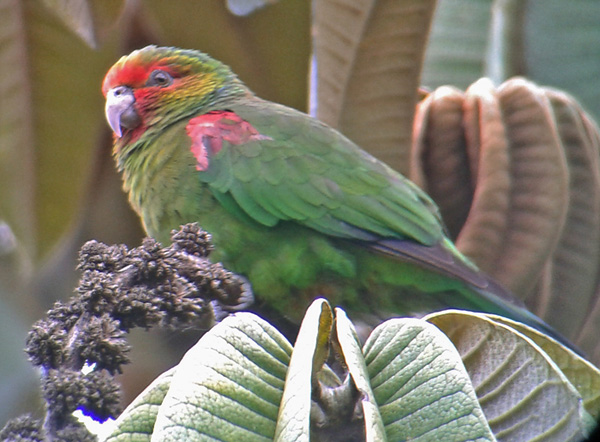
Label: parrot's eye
xmin=146 ymin=70 xmax=173 ymax=87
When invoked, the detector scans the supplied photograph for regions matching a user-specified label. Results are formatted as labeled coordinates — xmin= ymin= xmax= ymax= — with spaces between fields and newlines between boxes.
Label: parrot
xmin=102 ymin=45 xmax=559 ymax=340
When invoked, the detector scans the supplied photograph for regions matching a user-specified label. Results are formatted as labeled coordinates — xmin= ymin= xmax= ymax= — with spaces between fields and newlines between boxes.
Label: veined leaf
xmin=102 ymin=368 xmax=175 ymax=442
xmin=364 ymin=317 xmax=495 ymax=441
xmin=426 ymin=310 xmax=591 ymax=441
xmin=151 ymin=313 xmax=292 ymax=441
xmin=485 ymin=313 xmax=600 ymax=420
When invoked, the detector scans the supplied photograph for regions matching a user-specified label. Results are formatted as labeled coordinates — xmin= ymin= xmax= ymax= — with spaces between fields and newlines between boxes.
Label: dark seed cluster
xmin=2 ymin=223 xmax=253 ymax=441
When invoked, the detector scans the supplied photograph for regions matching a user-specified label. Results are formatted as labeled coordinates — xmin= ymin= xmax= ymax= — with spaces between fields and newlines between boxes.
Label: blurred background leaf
xmin=422 ymin=0 xmax=600 ymax=122
xmin=311 ymin=0 xmax=436 ymax=172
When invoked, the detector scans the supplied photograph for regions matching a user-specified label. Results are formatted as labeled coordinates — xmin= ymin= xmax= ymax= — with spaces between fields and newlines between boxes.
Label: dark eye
xmin=146 ymin=70 xmax=173 ymax=87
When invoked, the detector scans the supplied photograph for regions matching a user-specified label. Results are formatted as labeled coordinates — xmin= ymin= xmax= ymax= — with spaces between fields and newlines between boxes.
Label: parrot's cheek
xmin=120 ymin=106 xmax=141 ymax=131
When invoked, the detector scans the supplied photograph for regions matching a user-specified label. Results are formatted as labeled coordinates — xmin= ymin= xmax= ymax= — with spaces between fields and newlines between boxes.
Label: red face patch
xmin=102 ymin=61 xmax=178 ymax=96
xmin=186 ymin=111 xmax=271 ymax=171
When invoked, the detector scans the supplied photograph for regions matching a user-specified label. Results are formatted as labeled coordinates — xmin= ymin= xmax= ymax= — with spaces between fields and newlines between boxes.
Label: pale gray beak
xmin=105 ymin=86 xmax=140 ymax=137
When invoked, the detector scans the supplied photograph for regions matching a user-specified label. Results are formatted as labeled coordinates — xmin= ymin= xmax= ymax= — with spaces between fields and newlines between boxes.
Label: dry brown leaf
xmin=411 ymin=86 xmax=472 ymax=239
xmin=412 ymin=78 xmax=600 ymax=362
xmin=313 ymin=0 xmax=436 ymax=173
xmin=456 ymin=78 xmax=511 ymax=274
xmin=493 ymin=78 xmax=569 ymax=297
xmin=538 ymin=89 xmax=600 ymax=338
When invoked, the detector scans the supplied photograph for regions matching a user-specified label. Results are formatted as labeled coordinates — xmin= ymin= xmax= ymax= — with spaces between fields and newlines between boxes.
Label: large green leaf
xmin=363 ymin=317 xmax=495 ymax=441
xmin=335 ymin=309 xmax=386 ymax=442
xmin=0 ymin=0 xmax=36 ymax=264
xmin=103 ymin=368 xmax=175 ymax=442
xmin=274 ymin=298 xmax=332 ymax=442
xmin=78 ymin=304 xmax=600 ymax=441
xmin=150 ymin=313 xmax=292 ymax=441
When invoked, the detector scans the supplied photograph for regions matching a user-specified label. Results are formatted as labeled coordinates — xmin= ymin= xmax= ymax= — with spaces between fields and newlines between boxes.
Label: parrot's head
xmin=102 ymin=45 xmax=246 ymax=141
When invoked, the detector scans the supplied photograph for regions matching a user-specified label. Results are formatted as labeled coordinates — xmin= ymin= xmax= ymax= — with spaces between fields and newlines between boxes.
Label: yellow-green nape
xmin=130 ymin=45 xmax=235 ymax=77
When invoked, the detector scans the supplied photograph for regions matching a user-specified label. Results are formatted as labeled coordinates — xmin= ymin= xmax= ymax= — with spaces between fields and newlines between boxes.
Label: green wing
xmin=196 ymin=98 xmax=446 ymax=247
xmin=188 ymin=99 xmax=578 ymax=350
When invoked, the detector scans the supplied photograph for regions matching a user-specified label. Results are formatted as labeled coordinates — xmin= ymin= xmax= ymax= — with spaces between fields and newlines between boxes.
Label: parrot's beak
xmin=105 ymin=86 xmax=140 ymax=137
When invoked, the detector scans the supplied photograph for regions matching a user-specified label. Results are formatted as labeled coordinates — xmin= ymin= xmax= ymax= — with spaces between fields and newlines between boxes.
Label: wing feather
xmin=194 ymin=99 xmax=445 ymax=247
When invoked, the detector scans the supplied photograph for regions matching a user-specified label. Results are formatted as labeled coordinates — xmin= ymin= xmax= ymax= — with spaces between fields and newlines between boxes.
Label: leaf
xmin=410 ymin=85 xmax=472 ymax=239
xmin=454 ymin=78 xmax=511 ymax=271
xmin=40 ymin=0 xmax=124 ymax=48
xmin=422 ymin=0 xmax=492 ymax=89
xmin=102 ymin=368 xmax=175 ymax=442
xmin=486 ymin=314 xmax=600 ymax=421
xmin=524 ymin=0 xmax=600 ymax=123
xmin=412 ymin=78 xmax=600 ymax=361
xmin=426 ymin=310 xmax=590 ymax=441
xmin=448 ymin=78 xmax=569 ymax=299
xmin=274 ymin=298 xmax=332 ymax=442
xmin=363 ymin=317 xmax=495 ymax=441
xmin=413 ymin=78 xmax=571 ymax=300
xmin=491 ymin=79 xmax=570 ymax=297
xmin=42 ymin=0 xmax=94 ymax=48
xmin=532 ymin=89 xmax=600 ymax=337
xmin=423 ymin=1 xmax=600 ymax=126
xmin=335 ymin=308 xmax=386 ymax=442
xmin=151 ymin=313 xmax=292 ymax=441
xmin=312 ymin=0 xmax=436 ymax=173
xmin=16 ymin=1 xmax=132 ymax=258
xmin=0 ymin=0 xmax=36 ymax=264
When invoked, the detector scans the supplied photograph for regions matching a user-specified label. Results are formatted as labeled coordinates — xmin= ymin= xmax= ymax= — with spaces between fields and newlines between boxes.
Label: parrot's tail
xmin=370 ymin=237 xmax=582 ymax=356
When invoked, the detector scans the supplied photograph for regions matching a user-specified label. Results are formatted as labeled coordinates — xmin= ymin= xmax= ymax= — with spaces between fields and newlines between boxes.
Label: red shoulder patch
xmin=186 ymin=111 xmax=271 ymax=171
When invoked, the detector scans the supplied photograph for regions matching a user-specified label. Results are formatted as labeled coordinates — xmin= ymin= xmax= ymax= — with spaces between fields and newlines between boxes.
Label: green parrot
xmin=102 ymin=45 xmax=554 ymax=337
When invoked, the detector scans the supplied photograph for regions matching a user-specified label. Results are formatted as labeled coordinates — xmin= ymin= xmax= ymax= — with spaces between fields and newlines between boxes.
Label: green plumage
xmin=104 ymin=45 xmax=554 ymax=336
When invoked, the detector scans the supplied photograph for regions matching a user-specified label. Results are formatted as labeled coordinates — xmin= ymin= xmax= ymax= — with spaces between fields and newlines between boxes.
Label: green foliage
xmin=2 ymin=227 xmax=598 ymax=441
xmin=100 ymin=300 xmax=598 ymax=441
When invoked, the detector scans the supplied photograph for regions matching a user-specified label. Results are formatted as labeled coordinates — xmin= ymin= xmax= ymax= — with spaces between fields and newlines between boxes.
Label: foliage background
xmin=2 ymin=0 xmax=600 ymax=426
